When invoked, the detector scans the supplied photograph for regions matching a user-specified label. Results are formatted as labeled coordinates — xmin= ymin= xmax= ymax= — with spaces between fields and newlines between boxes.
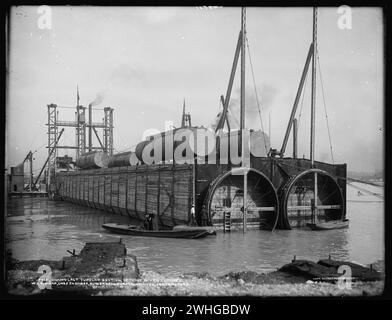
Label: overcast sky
xmin=6 ymin=6 xmax=383 ymax=174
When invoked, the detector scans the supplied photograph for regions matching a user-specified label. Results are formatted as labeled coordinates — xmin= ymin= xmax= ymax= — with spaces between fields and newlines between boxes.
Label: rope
xmin=297 ymin=66 xmax=309 ymax=139
xmin=245 ymin=36 xmax=269 ymax=155
xmin=113 ymin=129 xmax=130 ymax=154
xmin=25 ymin=113 xmax=47 ymax=155
xmin=32 ymin=142 xmax=47 ymax=154
xmin=317 ymin=51 xmax=335 ymax=164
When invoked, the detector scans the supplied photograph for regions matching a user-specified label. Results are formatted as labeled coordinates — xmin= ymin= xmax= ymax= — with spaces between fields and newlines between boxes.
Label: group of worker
xmin=143 ymin=214 xmax=155 ymax=230
xmin=189 ymin=204 xmax=209 ymax=226
xmin=143 ymin=204 xmax=209 ymax=230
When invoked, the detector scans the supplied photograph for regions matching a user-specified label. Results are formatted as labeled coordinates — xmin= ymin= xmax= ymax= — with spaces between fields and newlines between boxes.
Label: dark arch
xmin=280 ymin=168 xmax=345 ymax=229
xmin=205 ymin=167 xmax=279 ymax=231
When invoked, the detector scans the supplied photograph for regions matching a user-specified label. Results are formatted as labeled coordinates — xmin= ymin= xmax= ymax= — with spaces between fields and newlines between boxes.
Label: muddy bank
xmin=103 ymin=270 xmax=384 ymax=296
xmin=7 ymin=241 xmax=139 ymax=296
xmin=6 ymin=242 xmax=384 ymax=297
xmin=104 ymin=259 xmax=384 ymax=296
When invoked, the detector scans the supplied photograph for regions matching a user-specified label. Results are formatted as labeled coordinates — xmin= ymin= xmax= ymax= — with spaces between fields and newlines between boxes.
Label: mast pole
xmin=240 ymin=7 xmax=247 ymax=233
xmin=311 ymin=7 xmax=318 ymax=222
xmin=269 ymin=113 xmax=271 ymax=146
xmin=215 ymin=32 xmax=242 ymax=133
xmin=88 ymin=103 xmax=92 ymax=152
xmin=240 ymin=7 xmax=246 ymax=132
xmin=279 ymin=43 xmax=313 ymax=157
xmin=310 ymin=7 xmax=317 ymax=166
xmin=76 ymin=85 xmax=80 ymax=160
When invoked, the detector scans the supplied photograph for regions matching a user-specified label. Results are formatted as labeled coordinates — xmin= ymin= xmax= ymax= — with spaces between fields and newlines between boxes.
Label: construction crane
xmin=22 ymin=151 xmax=34 ymax=191
xmin=33 ymin=128 xmax=65 ymax=189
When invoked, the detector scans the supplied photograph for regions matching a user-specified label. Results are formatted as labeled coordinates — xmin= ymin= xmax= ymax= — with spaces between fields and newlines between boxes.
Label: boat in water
xmin=306 ymin=219 xmax=349 ymax=231
xmin=102 ymin=223 xmax=214 ymax=239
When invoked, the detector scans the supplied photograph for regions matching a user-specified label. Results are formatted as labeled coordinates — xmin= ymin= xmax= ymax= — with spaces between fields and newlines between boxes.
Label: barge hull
xmin=56 ymin=164 xmax=193 ymax=227
xmin=55 ymin=158 xmax=347 ymax=229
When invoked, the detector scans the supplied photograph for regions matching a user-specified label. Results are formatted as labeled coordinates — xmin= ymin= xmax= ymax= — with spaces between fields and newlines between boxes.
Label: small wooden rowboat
xmin=173 ymin=225 xmax=217 ymax=235
xmin=306 ymin=219 xmax=349 ymax=231
xmin=102 ymin=223 xmax=214 ymax=239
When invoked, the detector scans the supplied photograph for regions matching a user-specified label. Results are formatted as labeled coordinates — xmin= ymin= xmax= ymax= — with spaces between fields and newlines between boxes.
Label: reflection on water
xmin=6 ymin=196 xmax=384 ymax=276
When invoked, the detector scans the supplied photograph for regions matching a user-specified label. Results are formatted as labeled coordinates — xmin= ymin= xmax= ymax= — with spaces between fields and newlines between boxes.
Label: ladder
xmin=223 ymin=211 xmax=231 ymax=232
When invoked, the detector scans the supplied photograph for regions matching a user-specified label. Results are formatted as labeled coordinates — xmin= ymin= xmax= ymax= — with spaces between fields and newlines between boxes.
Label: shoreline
xmin=5 ymin=242 xmax=385 ymax=297
xmin=7 ymin=267 xmax=385 ymax=297
xmin=101 ymin=270 xmax=385 ymax=297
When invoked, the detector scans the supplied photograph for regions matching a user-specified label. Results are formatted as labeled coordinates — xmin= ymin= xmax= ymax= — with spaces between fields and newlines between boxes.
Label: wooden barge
xmin=55 ymin=157 xmax=346 ymax=230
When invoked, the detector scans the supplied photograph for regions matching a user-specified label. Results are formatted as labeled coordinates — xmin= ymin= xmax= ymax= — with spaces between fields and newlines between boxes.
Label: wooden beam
xmin=287 ymin=205 xmax=341 ymax=210
xmin=279 ymin=43 xmax=314 ymax=157
xmin=247 ymin=206 xmax=275 ymax=212
xmin=215 ymin=31 xmax=242 ymax=133
xmin=92 ymin=126 xmax=106 ymax=152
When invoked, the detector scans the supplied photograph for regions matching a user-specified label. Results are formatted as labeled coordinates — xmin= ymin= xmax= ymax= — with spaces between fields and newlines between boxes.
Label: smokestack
xmin=88 ymin=91 xmax=105 ymax=152
xmin=77 ymin=84 xmax=80 ymax=107
xmin=89 ymin=103 xmax=92 ymax=152
xmin=181 ymin=99 xmax=186 ymax=127
xmin=293 ymin=118 xmax=298 ymax=158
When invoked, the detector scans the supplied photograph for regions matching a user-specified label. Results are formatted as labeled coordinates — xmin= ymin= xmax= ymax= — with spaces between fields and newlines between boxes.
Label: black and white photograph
xmin=2 ymin=5 xmax=388 ymax=303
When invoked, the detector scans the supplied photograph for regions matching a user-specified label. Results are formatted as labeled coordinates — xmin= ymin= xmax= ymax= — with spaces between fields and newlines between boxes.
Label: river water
xmin=6 ymin=183 xmax=384 ymax=276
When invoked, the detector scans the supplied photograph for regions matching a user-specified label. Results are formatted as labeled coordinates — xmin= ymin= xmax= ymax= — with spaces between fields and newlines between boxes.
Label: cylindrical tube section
xmin=75 ymin=151 xmax=109 ymax=170
xmin=108 ymin=151 xmax=140 ymax=167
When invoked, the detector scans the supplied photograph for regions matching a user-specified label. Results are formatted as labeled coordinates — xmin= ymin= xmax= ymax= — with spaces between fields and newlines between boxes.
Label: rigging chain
xmin=317 ymin=51 xmax=335 ymax=164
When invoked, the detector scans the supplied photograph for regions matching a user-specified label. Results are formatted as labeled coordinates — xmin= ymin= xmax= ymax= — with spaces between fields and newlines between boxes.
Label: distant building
xmin=9 ymin=164 xmax=24 ymax=192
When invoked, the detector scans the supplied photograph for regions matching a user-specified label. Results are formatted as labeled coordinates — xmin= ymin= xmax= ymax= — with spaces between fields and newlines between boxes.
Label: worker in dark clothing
xmin=149 ymin=214 xmax=155 ymax=230
xmin=144 ymin=214 xmax=153 ymax=230
xmin=201 ymin=205 xmax=209 ymax=226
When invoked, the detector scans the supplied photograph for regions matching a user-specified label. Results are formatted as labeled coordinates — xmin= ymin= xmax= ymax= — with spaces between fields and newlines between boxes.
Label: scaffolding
xmin=47 ymin=104 xmax=58 ymax=187
xmin=103 ymin=107 xmax=114 ymax=156
xmin=76 ymin=105 xmax=87 ymax=159
xmin=46 ymin=101 xmax=114 ymax=190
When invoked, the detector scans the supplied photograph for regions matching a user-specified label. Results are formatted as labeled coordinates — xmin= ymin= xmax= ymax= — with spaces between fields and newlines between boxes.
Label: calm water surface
xmin=6 ymin=187 xmax=384 ymax=276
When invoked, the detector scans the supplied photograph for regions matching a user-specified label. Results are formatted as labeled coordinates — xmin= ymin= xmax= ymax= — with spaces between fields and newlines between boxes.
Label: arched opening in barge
xmin=206 ymin=168 xmax=279 ymax=231
xmin=280 ymin=169 xmax=344 ymax=229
